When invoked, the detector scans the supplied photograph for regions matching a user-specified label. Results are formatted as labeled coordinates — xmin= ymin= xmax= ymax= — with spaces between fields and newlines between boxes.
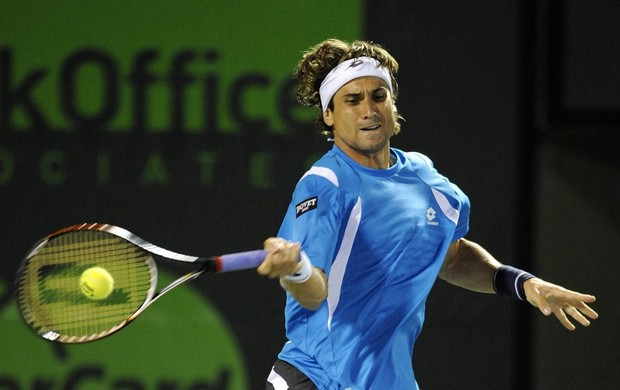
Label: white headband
xmin=318 ymin=56 xmax=393 ymax=112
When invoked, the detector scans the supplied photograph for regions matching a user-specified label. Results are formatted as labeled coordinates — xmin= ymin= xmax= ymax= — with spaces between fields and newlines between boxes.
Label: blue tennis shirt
xmin=277 ymin=145 xmax=470 ymax=389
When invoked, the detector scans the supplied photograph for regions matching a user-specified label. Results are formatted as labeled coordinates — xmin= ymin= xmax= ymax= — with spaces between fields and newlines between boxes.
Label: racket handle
xmin=213 ymin=249 xmax=268 ymax=272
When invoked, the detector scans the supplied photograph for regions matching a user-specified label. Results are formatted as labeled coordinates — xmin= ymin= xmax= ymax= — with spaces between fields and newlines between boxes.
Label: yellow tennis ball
xmin=80 ymin=267 xmax=114 ymax=300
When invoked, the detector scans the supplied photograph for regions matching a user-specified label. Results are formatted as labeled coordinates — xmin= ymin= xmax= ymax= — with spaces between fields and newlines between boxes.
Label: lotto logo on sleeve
xmin=296 ymin=196 xmax=318 ymax=217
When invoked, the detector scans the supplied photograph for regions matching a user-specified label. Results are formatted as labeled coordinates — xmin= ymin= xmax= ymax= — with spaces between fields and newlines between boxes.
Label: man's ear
xmin=323 ymin=109 xmax=334 ymax=127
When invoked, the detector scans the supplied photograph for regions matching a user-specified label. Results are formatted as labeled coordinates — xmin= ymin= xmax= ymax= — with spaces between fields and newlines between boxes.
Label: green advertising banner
xmin=1 ymin=1 xmax=360 ymax=189
xmin=1 ymin=273 xmax=248 ymax=388
xmin=1 ymin=1 xmax=361 ymax=389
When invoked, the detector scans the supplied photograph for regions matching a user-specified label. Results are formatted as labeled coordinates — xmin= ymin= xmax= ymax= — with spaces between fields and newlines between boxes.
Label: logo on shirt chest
xmin=296 ymin=196 xmax=318 ymax=217
xmin=426 ymin=207 xmax=439 ymax=225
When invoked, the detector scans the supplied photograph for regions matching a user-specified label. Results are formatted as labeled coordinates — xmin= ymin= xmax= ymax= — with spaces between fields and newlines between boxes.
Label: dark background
xmin=1 ymin=1 xmax=618 ymax=389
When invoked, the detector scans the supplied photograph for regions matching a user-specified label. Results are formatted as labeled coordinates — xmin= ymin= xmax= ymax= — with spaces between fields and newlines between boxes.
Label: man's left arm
xmin=439 ymin=238 xmax=598 ymax=330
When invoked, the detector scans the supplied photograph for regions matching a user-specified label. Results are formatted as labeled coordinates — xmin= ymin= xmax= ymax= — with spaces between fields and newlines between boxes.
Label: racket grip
xmin=215 ymin=249 xmax=268 ymax=272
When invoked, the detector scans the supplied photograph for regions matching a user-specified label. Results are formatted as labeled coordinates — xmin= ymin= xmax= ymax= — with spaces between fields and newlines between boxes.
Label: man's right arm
xmin=258 ymin=237 xmax=328 ymax=310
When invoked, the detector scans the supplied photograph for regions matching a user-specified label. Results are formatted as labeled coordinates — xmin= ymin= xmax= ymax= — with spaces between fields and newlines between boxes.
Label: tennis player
xmin=258 ymin=38 xmax=598 ymax=390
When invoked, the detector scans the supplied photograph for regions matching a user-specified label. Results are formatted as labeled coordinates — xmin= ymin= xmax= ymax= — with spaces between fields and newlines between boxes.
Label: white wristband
xmin=283 ymin=251 xmax=312 ymax=283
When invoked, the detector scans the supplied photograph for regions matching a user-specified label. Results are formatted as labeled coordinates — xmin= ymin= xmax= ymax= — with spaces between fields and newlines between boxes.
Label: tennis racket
xmin=14 ymin=223 xmax=267 ymax=343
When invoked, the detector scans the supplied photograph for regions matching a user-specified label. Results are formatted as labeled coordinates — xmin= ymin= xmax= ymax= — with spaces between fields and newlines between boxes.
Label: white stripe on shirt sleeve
xmin=431 ymin=187 xmax=460 ymax=225
xmin=300 ymin=166 xmax=339 ymax=187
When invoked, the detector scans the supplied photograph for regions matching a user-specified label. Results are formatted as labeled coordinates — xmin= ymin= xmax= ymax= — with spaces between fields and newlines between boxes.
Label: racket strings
xmin=16 ymin=230 xmax=156 ymax=342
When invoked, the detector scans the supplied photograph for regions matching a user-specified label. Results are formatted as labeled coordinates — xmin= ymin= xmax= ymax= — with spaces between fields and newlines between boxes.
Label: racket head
xmin=15 ymin=227 xmax=158 ymax=343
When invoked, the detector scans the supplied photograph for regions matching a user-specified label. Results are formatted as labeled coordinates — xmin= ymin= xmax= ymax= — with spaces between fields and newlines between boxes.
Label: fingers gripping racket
xmin=14 ymin=223 xmax=267 ymax=343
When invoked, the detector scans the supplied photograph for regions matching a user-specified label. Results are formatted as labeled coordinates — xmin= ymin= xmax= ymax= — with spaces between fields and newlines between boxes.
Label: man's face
xmin=323 ymin=76 xmax=396 ymax=167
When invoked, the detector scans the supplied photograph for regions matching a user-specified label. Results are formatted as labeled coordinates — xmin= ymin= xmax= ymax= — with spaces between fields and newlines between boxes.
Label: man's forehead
xmin=337 ymin=76 xmax=390 ymax=94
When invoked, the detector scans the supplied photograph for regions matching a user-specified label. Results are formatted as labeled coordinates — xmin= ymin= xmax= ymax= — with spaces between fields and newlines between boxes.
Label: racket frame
xmin=15 ymin=223 xmax=267 ymax=343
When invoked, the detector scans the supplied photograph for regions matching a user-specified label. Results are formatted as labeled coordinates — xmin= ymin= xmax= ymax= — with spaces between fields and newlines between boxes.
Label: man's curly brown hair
xmin=295 ymin=39 xmax=403 ymax=139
